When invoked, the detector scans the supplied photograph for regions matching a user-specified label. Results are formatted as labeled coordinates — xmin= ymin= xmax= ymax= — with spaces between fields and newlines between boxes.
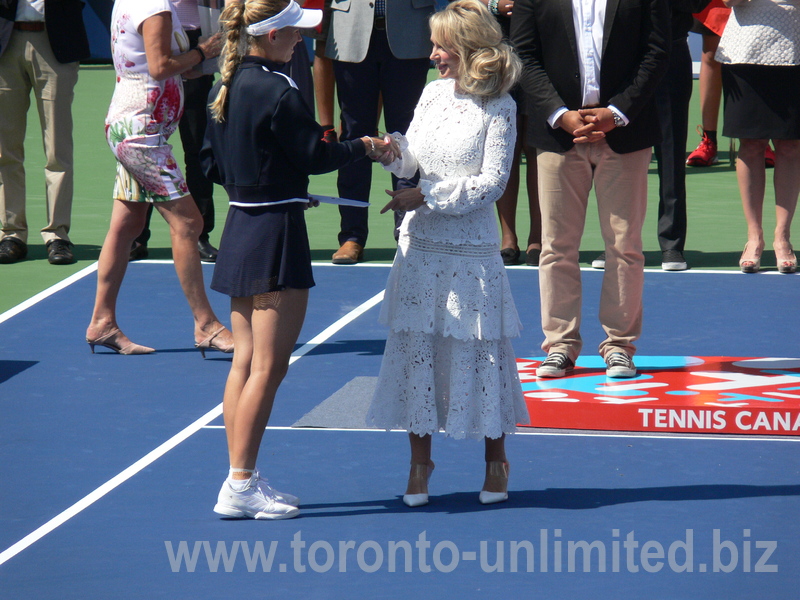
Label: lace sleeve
xmin=422 ymin=97 xmax=516 ymax=216
xmin=382 ymin=83 xmax=440 ymax=179
xmin=382 ymin=132 xmax=418 ymax=180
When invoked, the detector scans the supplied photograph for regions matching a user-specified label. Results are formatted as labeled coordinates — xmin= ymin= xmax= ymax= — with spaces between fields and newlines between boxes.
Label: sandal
xmin=195 ymin=326 xmax=234 ymax=358
xmin=775 ymin=245 xmax=797 ymax=274
xmin=739 ymin=243 xmax=762 ymax=274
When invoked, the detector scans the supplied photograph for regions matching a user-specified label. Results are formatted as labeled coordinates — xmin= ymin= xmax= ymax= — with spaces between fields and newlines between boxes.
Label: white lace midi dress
xmin=366 ymin=78 xmax=529 ymax=440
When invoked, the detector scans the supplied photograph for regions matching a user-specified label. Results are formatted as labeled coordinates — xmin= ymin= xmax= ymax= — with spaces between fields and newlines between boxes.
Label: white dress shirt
xmin=548 ymin=0 xmax=628 ymax=128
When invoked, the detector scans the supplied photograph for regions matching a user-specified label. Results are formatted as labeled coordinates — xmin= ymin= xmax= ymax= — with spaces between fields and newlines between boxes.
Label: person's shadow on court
xmin=295 ymin=484 xmax=800 ymax=517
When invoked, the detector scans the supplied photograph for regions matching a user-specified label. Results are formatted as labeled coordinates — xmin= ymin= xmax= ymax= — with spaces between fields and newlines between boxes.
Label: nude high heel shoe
xmin=739 ymin=243 xmax=762 ymax=274
xmin=86 ymin=328 xmax=155 ymax=355
xmin=775 ymin=245 xmax=797 ymax=274
xmin=479 ymin=461 xmax=509 ymax=505
xmin=403 ymin=462 xmax=434 ymax=507
xmin=195 ymin=326 xmax=234 ymax=358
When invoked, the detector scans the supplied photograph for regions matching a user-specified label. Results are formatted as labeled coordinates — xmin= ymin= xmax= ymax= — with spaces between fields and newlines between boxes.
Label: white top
xmin=716 ymin=0 xmax=800 ymax=66
xmin=380 ymin=78 xmax=521 ymax=342
xmin=110 ymin=0 xmax=188 ymax=77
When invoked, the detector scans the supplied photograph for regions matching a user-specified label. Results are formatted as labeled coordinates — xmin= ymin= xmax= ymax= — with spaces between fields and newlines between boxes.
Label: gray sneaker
xmin=536 ymin=352 xmax=575 ymax=378
xmin=591 ymin=252 xmax=606 ymax=269
xmin=605 ymin=352 xmax=637 ymax=378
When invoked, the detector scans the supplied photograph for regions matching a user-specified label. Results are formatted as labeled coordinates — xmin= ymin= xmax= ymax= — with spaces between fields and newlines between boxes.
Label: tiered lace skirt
xmin=367 ymin=234 xmax=529 ymax=440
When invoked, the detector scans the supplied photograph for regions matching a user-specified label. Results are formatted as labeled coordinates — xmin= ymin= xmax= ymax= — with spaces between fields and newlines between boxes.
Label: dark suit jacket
xmin=510 ymin=0 xmax=671 ymax=154
xmin=0 ymin=0 xmax=90 ymax=63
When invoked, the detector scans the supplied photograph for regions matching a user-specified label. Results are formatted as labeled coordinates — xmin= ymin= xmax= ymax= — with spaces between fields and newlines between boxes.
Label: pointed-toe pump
xmin=87 ymin=328 xmax=155 ymax=355
xmin=403 ymin=462 xmax=434 ymax=507
xmin=479 ymin=461 xmax=509 ymax=505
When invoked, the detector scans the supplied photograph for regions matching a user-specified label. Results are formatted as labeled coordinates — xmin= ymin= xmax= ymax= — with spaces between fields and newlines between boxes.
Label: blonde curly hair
xmin=429 ymin=0 xmax=521 ymax=98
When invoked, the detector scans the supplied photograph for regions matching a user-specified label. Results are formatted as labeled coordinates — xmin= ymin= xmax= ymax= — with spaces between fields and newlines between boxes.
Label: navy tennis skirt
xmin=211 ymin=202 xmax=315 ymax=298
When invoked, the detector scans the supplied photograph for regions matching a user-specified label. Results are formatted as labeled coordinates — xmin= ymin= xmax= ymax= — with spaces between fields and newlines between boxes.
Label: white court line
xmin=0 ymin=288 xmax=385 ymax=568
xmin=0 ymin=263 xmax=98 ymax=326
xmin=199 ymin=425 xmax=800 ymax=442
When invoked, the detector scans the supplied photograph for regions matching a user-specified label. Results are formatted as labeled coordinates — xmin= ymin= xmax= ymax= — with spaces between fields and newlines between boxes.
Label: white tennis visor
xmin=246 ymin=1 xmax=323 ymax=36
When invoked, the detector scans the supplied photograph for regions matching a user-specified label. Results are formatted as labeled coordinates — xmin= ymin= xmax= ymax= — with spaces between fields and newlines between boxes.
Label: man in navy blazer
xmin=325 ymin=0 xmax=435 ymax=264
xmin=0 ymin=0 xmax=90 ymax=265
xmin=511 ymin=0 xmax=670 ymax=378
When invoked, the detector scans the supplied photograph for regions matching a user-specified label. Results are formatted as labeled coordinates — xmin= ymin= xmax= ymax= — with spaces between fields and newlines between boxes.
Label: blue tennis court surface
xmin=1 ymin=263 xmax=798 ymax=598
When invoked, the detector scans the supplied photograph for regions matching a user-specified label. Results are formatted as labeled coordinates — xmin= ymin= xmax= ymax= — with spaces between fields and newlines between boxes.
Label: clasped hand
xmin=363 ymin=135 xmax=401 ymax=165
xmin=559 ymin=107 xmax=616 ymax=144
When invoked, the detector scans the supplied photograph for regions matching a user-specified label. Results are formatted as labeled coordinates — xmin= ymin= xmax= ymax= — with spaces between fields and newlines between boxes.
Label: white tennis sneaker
xmin=255 ymin=471 xmax=300 ymax=507
xmin=214 ymin=475 xmax=300 ymax=520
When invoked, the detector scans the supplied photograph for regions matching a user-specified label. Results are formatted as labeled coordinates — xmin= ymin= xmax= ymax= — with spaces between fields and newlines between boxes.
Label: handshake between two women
xmin=361 ymin=133 xmax=401 ymax=165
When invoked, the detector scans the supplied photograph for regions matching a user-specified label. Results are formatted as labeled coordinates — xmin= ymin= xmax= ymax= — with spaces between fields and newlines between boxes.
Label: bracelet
xmin=194 ymin=46 xmax=206 ymax=63
xmin=488 ymin=0 xmax=500 ymax=15
xmin=365 ymin=137 xmax=376 ymax=154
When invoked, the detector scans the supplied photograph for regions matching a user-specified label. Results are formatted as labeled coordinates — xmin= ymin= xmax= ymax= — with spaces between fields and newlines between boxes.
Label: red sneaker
xmin=765 ymin=143 xmax=775 ymax=168
xmin=686 ymin=128 xmax=719 ymax=167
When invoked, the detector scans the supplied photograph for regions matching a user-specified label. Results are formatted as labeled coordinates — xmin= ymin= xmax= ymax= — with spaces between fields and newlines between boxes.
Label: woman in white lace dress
xmin=367 ymin=0 xmax=529 ymax=507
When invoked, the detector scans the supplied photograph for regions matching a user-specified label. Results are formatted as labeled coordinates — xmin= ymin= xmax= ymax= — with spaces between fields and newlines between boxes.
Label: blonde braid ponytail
xmin=209 ymin=1 xmax=247 ymax=122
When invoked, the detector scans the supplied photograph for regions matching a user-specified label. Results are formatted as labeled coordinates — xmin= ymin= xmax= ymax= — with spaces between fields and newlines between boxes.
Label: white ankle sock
xmin=228 ymin=468 xmax=255 ymax=491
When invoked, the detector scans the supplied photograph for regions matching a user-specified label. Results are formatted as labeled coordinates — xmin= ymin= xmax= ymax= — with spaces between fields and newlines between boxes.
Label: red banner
xmin=519 ymin=357 xmax=800 ymax=436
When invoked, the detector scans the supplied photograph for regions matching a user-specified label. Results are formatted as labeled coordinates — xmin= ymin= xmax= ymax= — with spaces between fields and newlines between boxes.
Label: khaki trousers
xmin=0 ymin=29 xmax=79 ymax=244
xmin=536 ymin=141 xmax=651 ymax=361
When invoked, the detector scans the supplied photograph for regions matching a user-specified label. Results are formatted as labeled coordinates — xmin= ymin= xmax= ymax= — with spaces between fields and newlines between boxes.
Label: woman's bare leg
xmin=523 ymin=131 xmax=542 ymax=255
xmin=699 ymin=33 xmax=722 ymax=133
xmin=736 ymin=138 xmax=769 ymax=262
xmin=86 ymin=200 xmax=150 ymax=344
xmin=406 ymin=433 xmax=433 ymax=495
xmin=224 ymin=289 xmax=308 ymax=472
xmin=156 ymin=196 xmax=233 ymax=346
xmin=483 ymin=434 xmax=508 ymax=494
xmin=772 ymin=139 xmax=800 ymax=263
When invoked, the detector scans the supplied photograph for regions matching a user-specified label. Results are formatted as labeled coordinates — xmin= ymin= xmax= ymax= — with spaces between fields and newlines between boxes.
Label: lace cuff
xmin=418 ymin=179 xmax=434 ymax=215
xmin=382 ymin=132 xmax=418 ymax=180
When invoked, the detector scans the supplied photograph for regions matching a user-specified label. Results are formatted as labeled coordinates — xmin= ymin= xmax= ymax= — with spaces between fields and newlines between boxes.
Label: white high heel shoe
xmin=403 ymin=462 xmax=434 ymax=507
xmin=479 ymin=461 xmax=509 ymax=505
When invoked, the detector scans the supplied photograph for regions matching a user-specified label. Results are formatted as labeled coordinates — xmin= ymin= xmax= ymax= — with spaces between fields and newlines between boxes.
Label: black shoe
xmin=661 ymin=249 xmax=688 ymax=271
xmin=591 ymin=252 xmax=606 ymax=269
xmin=500 ymin=247 xmax=520 ymax=265
xmin=46 ymin=239 xmax=75 ymax=265
xmin=0 ymin=237 xmax=28 ymax=264
xmin=198 ymin=238 xmax=218 ymax=263
xmin=525 ymin=247 xmax=541 ymax=266
xmin=129 ymin=242 xmax=149 ymax=261
xmin=536 ymin=352 xmax=575 ymax=378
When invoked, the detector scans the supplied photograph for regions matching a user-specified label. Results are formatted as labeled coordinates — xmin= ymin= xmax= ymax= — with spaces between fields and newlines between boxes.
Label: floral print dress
xmin=106 ymin=0 xmax=190 ymax=202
